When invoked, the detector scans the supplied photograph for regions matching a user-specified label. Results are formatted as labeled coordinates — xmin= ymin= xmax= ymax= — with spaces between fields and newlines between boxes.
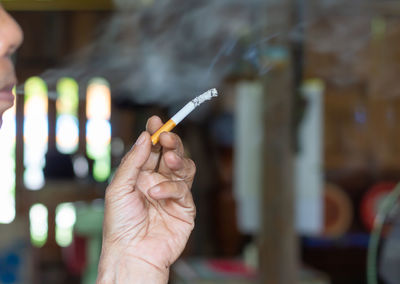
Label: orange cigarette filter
xmin=151 ymin=119 xmax=176 ymax=145
xmin=150 ymin=88 xmax=218 ymax=145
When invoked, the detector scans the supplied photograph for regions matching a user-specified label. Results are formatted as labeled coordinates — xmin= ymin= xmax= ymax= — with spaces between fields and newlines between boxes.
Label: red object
xmin=360 ymin=182 xmax=396 ymax=231
xmin=323 ymin=183 xmax=353 ymax=237
xmin=63 ymin=234 xmax=87 ymax=275
xmin=207 ymin=259 xmax=256 ymax=278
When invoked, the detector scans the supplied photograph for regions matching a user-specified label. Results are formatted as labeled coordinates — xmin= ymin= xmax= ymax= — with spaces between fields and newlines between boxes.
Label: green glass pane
xmin=56 ymin=227 xmax=73 ymax=247
xmin=87 ymin=144 xmax=109 ymax=160
xmin=24 ymin=77 xmax=47 ymax=101
xmin=93 ymin=155 xmax=111 ymax=182
xmin=29 ymin=204 xmax=48 ymax=248
xmin=88 ymin=77 xmax=110 ymax=88
xmin=57 ymin=78 xmax=79 ymax=115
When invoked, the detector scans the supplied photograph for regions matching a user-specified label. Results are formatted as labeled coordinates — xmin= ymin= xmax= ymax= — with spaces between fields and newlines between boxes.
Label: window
xmin=22 ymin=76 xmax=112 ymax=246
xmin=86 ymin=78 xmax=111 ymax=182
xmin=55 ymin=203 xmax=76 ymax=247
xmin=0 ymin=91 xmax=16 ymax=224
xmin=23 ymin=77 xmax=48 ymax=190
xmin=56 ymin=78 xmax=79 ymax=154
xmin=30 ymin=203 xmax=48 ymax=247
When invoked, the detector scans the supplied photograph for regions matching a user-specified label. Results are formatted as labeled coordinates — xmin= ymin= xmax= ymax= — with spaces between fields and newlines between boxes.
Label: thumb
xmin=108 ymin=132 xmax=151 ymax=192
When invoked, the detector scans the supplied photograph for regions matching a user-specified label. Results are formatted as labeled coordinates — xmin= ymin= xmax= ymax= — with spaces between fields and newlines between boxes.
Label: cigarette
xmin=151 ymin=88 xmax=218 ymax=145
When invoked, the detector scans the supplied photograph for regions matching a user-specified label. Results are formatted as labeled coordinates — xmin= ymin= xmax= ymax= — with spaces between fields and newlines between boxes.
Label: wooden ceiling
xmin=2 ymin=0 xmax=114 ymax=11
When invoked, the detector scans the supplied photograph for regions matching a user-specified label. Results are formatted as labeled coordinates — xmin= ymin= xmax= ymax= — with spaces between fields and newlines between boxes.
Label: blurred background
xmin=2 ymin=0 xmax=400 ymax=283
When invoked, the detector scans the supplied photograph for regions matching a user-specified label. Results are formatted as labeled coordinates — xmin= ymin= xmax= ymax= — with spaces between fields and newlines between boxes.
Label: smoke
xmin=30 ymin=0 xmax=391 ymax=103
xmin=296 ymin=0 xmax=400 ymax=96
xmin=298 ymin=0 xmax=374 ymax=86
xmin=37 ymin=0 xmax=271 ymax=104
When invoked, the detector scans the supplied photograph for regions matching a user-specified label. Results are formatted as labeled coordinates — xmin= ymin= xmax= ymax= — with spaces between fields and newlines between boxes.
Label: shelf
xmin=302 ymin=233 xmax=370 ymax=249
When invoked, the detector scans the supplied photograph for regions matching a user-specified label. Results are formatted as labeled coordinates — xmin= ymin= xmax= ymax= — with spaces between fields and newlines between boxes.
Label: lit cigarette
xmin=151 ymin=88 xmax=218 ymax=145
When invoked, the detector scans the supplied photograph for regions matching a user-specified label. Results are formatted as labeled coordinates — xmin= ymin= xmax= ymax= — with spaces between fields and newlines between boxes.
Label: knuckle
xmin=174 ymin=133 xmax=183 ymax=143
xmin=120 ymin=155 xmax=128 ymax=165
xmin=193 ymin=206 xmax=197 ymax=219
xmin=190 ymin=204 xmax=197 ymax=221
xmin=160 ymin=180 xmax=173 ymax=191
xmin=166 ymin=131 xmax=177 ymax=140
xmin=169 ymin=132 xmax=183 ymax=147
xmin=188 ymin=159 xmax=196 ymax=175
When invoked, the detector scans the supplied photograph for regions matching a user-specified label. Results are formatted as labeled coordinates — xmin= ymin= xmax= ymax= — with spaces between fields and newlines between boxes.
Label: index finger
xmin=142 ymin=115 xmax=164 ymax=171
xmin=108 ymin=131 xmax=151 ymax=193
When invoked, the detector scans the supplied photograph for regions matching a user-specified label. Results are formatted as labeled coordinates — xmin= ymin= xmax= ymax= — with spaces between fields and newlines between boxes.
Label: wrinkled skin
xmin=97 ymin=116 xmax=196 ymax=284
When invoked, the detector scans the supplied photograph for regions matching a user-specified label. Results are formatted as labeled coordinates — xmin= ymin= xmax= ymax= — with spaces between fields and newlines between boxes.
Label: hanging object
xmin=361 ymin=182 xmax=396 ymax=232
xmin=323 ymin=183 xmax=353 ymax=238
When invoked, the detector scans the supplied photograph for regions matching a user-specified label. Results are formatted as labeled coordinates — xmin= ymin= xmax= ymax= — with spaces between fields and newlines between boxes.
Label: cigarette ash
xmin=191 ymin=88 xmax=218 ymax=107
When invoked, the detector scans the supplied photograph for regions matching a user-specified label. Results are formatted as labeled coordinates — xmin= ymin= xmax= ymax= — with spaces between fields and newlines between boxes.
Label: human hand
xmin=97 ymin=116 xmax=196 ymax=284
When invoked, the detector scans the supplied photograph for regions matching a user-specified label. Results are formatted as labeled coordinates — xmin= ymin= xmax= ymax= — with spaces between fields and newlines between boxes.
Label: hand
xmin=97 ymin=116 xmax=196 ymax=284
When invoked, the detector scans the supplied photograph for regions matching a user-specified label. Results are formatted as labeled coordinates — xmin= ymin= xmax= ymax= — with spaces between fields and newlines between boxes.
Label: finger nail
xmin=136 ymin=132 xmax=146 ymax=145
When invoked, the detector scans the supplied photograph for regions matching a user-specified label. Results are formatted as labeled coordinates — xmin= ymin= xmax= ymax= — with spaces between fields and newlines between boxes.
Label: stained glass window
xmin=0 ymin=89 xmax=16 ymax=223
xmin=56 ymin=78 xmax=79 ymax=154
xmin=24 ymin=77 xmax=48 ymax=190
xmin=86 ymin=78 xmax=111 ymax=182
xmin=30 ymin=203 xmax=48 ymax=247
xmin=55 ymin=202 xmax=76 ymax=247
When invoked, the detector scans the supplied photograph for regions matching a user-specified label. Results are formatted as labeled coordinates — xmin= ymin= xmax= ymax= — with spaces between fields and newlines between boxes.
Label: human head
xmin=0 ymin=4 xmax=23 ymax=127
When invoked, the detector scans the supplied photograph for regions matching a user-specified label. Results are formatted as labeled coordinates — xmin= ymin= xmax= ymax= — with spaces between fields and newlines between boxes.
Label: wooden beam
xmin=260 ymin=67 xmax=298 ymax=284
xmin=23 ymin=180 xmax=104 ymax=206
xmin=2 ymin=0 xmax=114 ymax=11
xmin=259 ymin=0 xmax=298 ymax=283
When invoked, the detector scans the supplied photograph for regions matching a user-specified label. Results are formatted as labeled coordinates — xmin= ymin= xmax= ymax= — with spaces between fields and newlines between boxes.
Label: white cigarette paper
xmin=171 ymin=88 xmax=218 ymax=124
xmin=151 ymin=88 xmax=218 ymax=145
